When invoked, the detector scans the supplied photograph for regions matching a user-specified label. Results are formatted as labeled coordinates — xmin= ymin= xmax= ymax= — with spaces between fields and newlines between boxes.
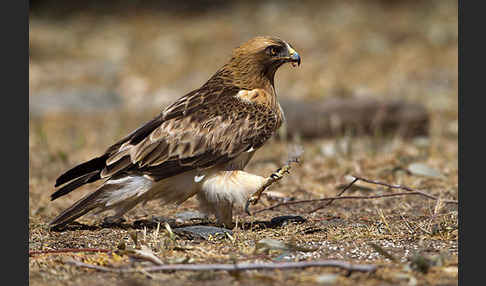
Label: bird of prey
xmin=50 ymin=36 xmax=301 ymax=228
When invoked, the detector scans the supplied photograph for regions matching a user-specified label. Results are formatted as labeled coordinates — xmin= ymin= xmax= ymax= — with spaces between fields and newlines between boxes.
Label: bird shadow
xmin=49 ymin=215 xmax=306 ymax=233
xmin=238 ymin=215 xmax=306 ymax=230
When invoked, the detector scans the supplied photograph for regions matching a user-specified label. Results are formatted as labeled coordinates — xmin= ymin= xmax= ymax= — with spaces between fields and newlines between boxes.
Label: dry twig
xmin=308 ymin=177 xmax=358 ymax=213
xmin=66 ymin=258 xmax=378 ymax=274
xmin=29 ymin=248 xmax=112 ymax=257
xmin=351 ymin=176 xmax=457 ymax=203
xmin=253 ymin=192 xmax=431 ymax=214
xmin=251 ymin=176 xmax=458 ymax=215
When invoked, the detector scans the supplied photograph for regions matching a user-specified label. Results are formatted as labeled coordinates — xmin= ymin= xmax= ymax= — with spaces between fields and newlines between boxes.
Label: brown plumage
xmin=50 ymin=36 xmax=301 ymax=228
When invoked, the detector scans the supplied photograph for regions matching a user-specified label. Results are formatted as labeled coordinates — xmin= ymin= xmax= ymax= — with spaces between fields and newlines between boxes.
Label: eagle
xmin=50 ymin=36 xmax=301 ymax=228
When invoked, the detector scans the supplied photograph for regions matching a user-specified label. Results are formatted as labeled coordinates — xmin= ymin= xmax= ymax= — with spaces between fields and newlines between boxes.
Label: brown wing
xmin=52 ymin=82 xmax=282 ymax=201
xmin=100 ymin=86 xmax=281 ymax=181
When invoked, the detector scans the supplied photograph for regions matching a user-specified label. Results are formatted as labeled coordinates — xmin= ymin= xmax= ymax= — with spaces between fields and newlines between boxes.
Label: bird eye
xmin=267 ymin=46 xmax=280 ymax=57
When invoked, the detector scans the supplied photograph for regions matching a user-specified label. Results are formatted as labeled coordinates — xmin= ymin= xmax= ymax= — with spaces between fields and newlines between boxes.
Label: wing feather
xmin=100 ymin=156 xmax=131 ymax=178
xmin=102 ymin=87 xmax=279 ymax=181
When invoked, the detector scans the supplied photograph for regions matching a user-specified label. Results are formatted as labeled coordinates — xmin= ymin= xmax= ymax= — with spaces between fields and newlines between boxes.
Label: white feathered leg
xmin=196 ymin=192 xmax=233 ymax=228
xmin=197 ymin=170 xmax=266 ymax=228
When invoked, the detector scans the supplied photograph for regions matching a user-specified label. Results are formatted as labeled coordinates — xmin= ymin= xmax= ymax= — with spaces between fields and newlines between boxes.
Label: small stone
xmin=173 ymin=225 xmax=233 ymax=240
xmin=269 ymin=215 xmax=306 ymax=228
xmin=315 ymin=274 xmax=339 ymax=285
xmin=412 ymin=137 xmax=430 ymax=148
xmin=174 ymin=211 xmax=208 ymax=222
xmin=407 ymin=163 xmax=443 ymax=179
xmin=442 ymin=266 xmax=458 ymax=276
xmin=320 ymin=144 xmax=337 ymax=157
xmin=255 ymin=239 xmax=290 ymax=253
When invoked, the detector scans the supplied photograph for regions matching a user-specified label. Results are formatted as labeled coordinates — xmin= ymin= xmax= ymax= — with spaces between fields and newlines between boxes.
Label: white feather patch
xmin=145 ymin=170 xmax=201 ymax=205
xmin=103 ymin=176 xmax=153 ymax=207
xmin=236 ymin=90 xmax=254 ymax=103
xmin=199 ymin=171 xmax=266 ymax=208
xmin=194 ymin=174 xmax=206 ymax=183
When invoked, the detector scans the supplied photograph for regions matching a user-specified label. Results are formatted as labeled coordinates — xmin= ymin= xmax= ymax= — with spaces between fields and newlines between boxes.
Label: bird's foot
xmin=245 ymin=145 xmax=303 ymax=215
xmin=245 ymin=165 xmax=292 ymax=215
xmin=270 ymin=165 xmax=291 ymax=180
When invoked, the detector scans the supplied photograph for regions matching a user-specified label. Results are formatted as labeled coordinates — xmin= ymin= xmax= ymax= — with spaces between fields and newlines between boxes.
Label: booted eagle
xmin=50 ymin=36 xmax=301 ymax=228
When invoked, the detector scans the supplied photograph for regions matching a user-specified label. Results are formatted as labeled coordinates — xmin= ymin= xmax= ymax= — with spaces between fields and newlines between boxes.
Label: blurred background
xmin=29 ymin=0 xmax=458 ymax=220
xmin=29 ymin=0 xmax=457 ymax=113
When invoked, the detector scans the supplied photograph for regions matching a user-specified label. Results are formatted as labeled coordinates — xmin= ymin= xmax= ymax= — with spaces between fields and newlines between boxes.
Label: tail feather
xmin=50 ymin=175 xmax=155 ymax=228
xmin=51 ymin=171 xmax=100 ymax=201
xmin=55 ymin=155 xmax=107 ymax=187
xmin=49 ymin=187 xmax=104 ymax=228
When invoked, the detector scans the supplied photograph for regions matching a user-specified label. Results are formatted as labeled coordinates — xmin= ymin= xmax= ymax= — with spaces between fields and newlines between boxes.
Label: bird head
xmin=227 ymin=36 xmax=301 ymax=88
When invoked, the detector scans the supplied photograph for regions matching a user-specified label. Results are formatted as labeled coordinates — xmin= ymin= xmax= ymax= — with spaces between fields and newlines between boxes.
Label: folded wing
xmin=52 ymin=86 xmax=279 ymax=200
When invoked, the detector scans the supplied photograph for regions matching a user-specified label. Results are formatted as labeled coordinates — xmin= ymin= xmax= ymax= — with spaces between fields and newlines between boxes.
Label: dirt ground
xmin=29 ymin=1 xmax=458 ymax=285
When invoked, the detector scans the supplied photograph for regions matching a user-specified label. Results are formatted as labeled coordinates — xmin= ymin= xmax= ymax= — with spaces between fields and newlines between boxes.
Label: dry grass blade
xmin=164 ymin=222 xmax=176 ymax=241
xmin=120 ymin=245 xmax=164 ymax=265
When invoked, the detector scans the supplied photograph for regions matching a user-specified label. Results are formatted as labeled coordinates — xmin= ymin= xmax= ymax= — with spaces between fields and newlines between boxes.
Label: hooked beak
xmin=285 ymin=43 xmax=301 ymax=67
xmin=289 ymin=51 xmax=301 ymax=66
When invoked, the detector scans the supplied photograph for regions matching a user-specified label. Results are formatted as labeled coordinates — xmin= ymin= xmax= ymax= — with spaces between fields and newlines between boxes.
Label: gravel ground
xmin=29 ymin=1 xmax=458 ymax=285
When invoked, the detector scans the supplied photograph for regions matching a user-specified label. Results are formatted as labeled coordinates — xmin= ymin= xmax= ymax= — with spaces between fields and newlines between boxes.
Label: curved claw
xmin=245 ymin=194 xmax=260 ymax=215
xmin=244 ymin=200 xmax=252 ymax=216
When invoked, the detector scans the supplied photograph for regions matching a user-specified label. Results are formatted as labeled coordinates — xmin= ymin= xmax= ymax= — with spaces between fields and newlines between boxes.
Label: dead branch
xmin=253 ymin=192 xmax=429 ymax=214
xmin=251 ymin=176 xmax=458 ymax=215
xmin=279 ymin=96 xmax=429 ymax=139
xmin=351 ymin=176 xmax=457 ymax=204
xmin=29 ymin=248 xmax=112 ymax=257
xmin=66 ymin=258 xmax=378 ymax=274
xmin=307 ymin=177 xmax=358 ymax=213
